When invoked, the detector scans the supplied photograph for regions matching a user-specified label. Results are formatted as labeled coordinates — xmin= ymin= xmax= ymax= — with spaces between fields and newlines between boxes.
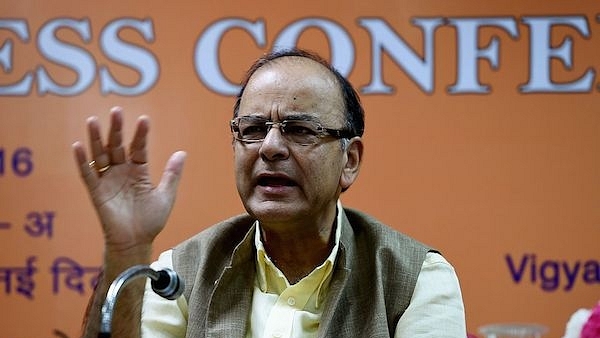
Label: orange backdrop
xmin=1 ymin=1 xmax=599 ymax=337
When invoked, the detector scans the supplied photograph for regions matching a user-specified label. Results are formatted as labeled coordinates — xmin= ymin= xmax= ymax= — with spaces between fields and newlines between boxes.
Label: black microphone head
xmin=151 ymin=268 xmax=185 ymax=300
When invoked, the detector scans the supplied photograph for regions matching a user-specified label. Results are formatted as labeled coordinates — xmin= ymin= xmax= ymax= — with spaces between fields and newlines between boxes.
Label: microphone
xmin=150 ymin=268 xmax=184 ymax=299
xmin=99 ymin=265 xmax=185 ymax=338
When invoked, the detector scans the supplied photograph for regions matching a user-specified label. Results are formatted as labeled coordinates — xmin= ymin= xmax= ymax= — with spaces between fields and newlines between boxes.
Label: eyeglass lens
xmin=235 ymin=118 xmax=323 ymax=145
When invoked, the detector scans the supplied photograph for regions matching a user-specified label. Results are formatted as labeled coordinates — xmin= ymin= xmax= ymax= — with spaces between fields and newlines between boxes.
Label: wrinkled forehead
xmin=240 ymin=56 xmax=345 ymax=122
xmin=247 ymin=56 xmax=341 ymax=92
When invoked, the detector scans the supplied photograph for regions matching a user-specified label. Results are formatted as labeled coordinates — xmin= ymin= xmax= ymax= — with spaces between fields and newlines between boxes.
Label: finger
xmin=72 ymin=141 xmax=89 ymax=172
xmin=129 ymin=115 xmax=150 ymax=164
xmin=72 ymin=141 xmax=98 ymax=188
xmin=156 ymin=151 xmax=187 ymax=202
xmin=87 ymin=116 xmax=110 ymax=170
xmin=107 ymin=107 xmax=126 ymax=165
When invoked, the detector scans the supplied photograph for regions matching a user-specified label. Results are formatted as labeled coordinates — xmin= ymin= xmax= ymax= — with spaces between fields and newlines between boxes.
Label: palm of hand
xmin=73 ymin=108 xmax=186 ymax=252
xmin=92 ymin=163 xmax=171 ymax=250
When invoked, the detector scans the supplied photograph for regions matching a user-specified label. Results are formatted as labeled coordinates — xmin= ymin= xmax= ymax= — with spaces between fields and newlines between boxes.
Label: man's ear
xmin=340 ymin=137 xmax=363 ymax=191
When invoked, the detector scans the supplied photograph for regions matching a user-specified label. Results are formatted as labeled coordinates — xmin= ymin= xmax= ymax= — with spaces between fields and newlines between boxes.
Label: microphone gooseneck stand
xmin=98 ymin=265 xmax=185 ymax=338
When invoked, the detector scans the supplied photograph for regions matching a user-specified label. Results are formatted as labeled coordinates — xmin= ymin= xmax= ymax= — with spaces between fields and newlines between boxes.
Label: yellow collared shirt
xmin=247 ymin=210 xmax=342 ymax=338
xmin=142 ymin=203 xmax=466 ymax=337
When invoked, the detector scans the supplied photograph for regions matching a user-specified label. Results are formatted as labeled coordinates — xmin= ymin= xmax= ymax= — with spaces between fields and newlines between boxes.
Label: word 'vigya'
xmin=0 ymin=15 xmax=597 ymax=96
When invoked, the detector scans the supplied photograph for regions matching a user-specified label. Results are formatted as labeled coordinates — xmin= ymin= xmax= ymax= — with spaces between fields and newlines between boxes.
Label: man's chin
xmin=244 ymin=200 xmax=301 ymax=222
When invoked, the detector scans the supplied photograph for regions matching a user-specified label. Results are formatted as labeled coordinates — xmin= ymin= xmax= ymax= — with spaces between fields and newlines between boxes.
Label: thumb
xmin=156 ymin=151 xmax=187 ymax=199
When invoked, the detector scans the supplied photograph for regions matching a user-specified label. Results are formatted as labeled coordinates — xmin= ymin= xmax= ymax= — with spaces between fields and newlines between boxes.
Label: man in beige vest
xmin=74 ymin=48 xmax=466 ymax=337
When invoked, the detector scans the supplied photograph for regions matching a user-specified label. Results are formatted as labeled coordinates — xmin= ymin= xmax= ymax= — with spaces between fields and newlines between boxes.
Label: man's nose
xmin=259 ymin=124 xmax=290 ymax=161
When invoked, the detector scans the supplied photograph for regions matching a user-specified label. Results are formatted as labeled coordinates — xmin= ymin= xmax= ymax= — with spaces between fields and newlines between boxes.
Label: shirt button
xmin=272 ymin=332 xmax=282 ymax=338
xmin=287 ymin=297 xmax=296 ymax=306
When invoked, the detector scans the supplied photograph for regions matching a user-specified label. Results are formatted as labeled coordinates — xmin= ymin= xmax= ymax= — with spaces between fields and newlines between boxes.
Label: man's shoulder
xmin=342 ymin=207 xmax=433 ymax=252
xmin=174 ymin=213 xmax=255 ymax=253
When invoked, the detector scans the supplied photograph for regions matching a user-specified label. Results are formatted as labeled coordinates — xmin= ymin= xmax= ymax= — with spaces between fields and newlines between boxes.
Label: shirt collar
xmin=254 ymin=201 xmax=343 ymax=305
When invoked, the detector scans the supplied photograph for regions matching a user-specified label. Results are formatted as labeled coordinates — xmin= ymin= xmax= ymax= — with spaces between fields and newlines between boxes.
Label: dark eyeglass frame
xmin=230 ymin=116 xmax=355 ymax=145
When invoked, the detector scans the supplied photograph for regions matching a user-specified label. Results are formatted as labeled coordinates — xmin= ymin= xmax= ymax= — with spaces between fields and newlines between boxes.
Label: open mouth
xmin=257 ymin=176 xmax=297 ymax=187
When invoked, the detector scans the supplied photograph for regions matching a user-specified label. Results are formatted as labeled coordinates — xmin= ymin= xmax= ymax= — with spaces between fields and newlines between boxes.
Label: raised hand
xmin=72 ymin=107 xmax=186 ymax=252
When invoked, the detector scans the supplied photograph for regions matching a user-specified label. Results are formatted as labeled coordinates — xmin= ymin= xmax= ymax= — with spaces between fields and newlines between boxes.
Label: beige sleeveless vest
xmin=172 ymin=208 xmax=431 ymax=338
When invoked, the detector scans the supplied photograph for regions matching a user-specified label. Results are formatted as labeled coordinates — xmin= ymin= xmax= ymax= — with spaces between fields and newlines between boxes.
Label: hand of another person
xmin=72 ymin=107 xmax=186 ymax=253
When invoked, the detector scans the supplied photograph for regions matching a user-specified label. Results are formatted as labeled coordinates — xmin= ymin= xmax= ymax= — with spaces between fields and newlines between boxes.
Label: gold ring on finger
xmin=97 ymin=164 xmax=111 ymax=174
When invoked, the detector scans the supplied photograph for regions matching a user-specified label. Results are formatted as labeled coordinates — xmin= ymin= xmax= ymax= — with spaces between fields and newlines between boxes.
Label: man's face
xmin=233 ymin=57 xmax=354 ymax=229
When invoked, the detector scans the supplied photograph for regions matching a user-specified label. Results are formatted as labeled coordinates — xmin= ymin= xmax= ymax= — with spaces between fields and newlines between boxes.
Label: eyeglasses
xmin=230 ymin=116 xmax=354 ymax=145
